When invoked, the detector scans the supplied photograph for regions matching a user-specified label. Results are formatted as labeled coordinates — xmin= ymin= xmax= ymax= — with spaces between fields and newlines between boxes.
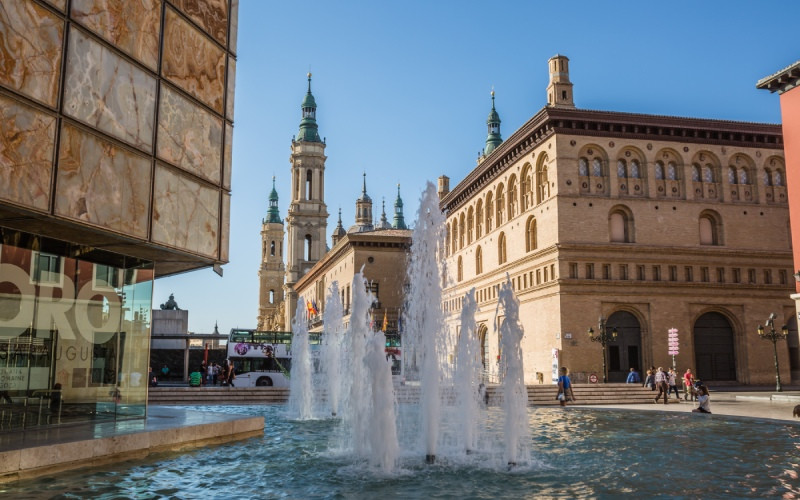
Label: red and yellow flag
xmin=382 ymin=310 xmax=388 ymax=332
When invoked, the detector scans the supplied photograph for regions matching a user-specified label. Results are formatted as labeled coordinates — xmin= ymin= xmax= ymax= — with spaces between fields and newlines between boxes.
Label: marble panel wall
xmin=56 ymin=123 xmax=151 ymax=238
xmin=0 ymin=95 xmax=56 ymax=211
xmin=170 ymin=0 xmax=228 ymax=45
xmin=226 ymin=57 xmax=236 ymax=120
xmin=0 ymin=0 xmax=64 ymax=107
xmin=223 ymin=123 xmax=233 ymax=190
xmin=70 ymin=0 xmax=162 ymax=71
xmin=220 ymin=192 xmax=230 ymax=261
xmin=152 ymin=165 xmax=219 ymax=258
xmin=229 ymin=0 xmax=238 ymax=54
xmin=161 ymin=7 xmax=225 ymax=114
xmin=63 ymin=28 xmax=157 ymax=151
xmin=157 ymin=85 xmax=222 ymax=184
xmin=42 ymin=0 xmax=67 ymax=11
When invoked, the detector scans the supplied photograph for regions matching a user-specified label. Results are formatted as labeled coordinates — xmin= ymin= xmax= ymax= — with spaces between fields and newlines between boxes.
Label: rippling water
xmin=4 ymin=406 xmax=800 ymax=499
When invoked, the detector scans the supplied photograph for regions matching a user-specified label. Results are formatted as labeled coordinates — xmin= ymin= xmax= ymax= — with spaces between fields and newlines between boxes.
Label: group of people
xmin=631 ymin=366 xmax=711 ymax=413
xmin=200 ymin=360 xmax=236 ymax=387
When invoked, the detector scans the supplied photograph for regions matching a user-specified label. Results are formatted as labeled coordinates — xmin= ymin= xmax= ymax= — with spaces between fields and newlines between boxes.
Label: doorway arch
xmin=693 ymin=312 xmax=736 ymax=381
xmin=606 ymin=311 xmax=643 ymax=382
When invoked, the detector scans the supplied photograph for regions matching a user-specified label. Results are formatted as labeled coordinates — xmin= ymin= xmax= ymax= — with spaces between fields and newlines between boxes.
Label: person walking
xmin=683 ymin=368 xmax=695 ymax=402
xmin=667 ymin=368 xmax=681 ymax=400
xmin=626 ymin=367 xmax=641 ymax=384
xmin=557 ymin=367 xmax=575 ymax=407
xmin=654 ymin=367 xmax=669 ymax=404
xmin=226 ymin=360 xmax=236 ymax=388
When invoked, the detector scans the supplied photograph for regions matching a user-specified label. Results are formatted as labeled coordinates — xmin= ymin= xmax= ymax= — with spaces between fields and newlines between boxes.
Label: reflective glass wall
xmin=0 ymin=229 xmax=153 ymax=431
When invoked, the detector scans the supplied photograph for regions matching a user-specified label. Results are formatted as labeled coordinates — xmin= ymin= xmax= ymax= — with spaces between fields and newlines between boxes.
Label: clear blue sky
xmin=154 ymin=0 xmax=800 ymax=333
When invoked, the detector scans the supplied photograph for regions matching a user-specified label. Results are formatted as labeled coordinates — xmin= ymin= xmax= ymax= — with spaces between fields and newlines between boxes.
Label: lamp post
xmin=757 ymin=314 xmax=788 ymax=392
xmin=588 ymin=317 xmax=617 ymax=383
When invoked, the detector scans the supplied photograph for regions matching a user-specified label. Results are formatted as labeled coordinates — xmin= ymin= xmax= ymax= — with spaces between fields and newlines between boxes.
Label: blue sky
xmin=154 ymin=0 xmax=800 ymax=333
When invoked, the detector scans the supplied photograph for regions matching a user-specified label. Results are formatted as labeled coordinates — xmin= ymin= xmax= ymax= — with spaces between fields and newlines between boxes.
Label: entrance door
xmin=693 ymin=312 xmax=736 ymax=381
xmin=606 ymin=311 xmax=642 ymax=382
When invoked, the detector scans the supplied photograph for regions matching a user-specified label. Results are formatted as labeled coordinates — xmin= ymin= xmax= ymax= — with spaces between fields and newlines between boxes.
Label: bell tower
xmin=285 ymin=73 xmax=329 ymax=328
xmin=257 ymin=177 xmax=286 ymax=330
xmin=547 ymin=54 xmax=575 ymax=108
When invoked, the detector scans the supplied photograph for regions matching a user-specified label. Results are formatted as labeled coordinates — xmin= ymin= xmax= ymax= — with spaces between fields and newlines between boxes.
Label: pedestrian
xmin=683 ymin=368 xmax=695 ymax=401
xmin=692 ymin=381 xmax=711 ymax=414
xmin=668 ymin=368 xmax=681 ymax=400
xmin=626 ymin=367 xmax=641 ymax=384
xmin=206 ymin=362 xmax=214 ymax=386
xmin=212 ymin=362 xmax=219 ymax=385
xmin=643 ymin=369 xmax=655 ymax=390
xmin=227 ymin=360 xmax=236 ymax=388
xmin=654 ymin=367 xmax=669 ymax=404
xmin=219 ymin=361 xmax=228 ymax=386
xmin=557 ymin=367 xmax=576 ymax=407
xmin=161 ymin=364 xmax=170 ymax=380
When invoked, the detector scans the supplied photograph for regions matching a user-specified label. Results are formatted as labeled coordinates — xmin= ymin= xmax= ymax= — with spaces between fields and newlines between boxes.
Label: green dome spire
xmin=297 ymin=73 xmax=321 ymax=143
xmin=484 ymin=89 xmax=502 ymax=156
xmin=266 ymin=176 xmax=282 ymax=224
xmin=392 ymin=183 xmax=407 ymax=229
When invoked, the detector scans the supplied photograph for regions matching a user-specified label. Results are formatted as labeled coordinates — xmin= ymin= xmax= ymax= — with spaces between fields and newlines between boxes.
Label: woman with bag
xmin=557 ymin=367 xmax=575 ymax=407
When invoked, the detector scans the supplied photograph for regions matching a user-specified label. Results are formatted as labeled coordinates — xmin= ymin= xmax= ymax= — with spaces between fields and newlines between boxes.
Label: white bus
xmin=227 ymin=329 xmax=321 ymax=387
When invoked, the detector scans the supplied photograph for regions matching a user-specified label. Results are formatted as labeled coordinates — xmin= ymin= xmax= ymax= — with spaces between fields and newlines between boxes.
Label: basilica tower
xmin=546 ymin=54 xmax=575 ymax=108
xmin=285 ymin=74 xmax=329 ymax=327
xmin=257 ymin=177 xmax=286 ymax=330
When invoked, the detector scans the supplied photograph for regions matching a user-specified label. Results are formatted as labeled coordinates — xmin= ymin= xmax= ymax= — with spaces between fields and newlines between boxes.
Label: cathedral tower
xmin=258 ymin=177 xmax=286 ymax=330
xmin=546 ymin=54 xmax=575 ymax=108
xmin=484 ymin=90 xmax=503 ymax=156
xmin=285 ymin=74 xmax=329 ymax=328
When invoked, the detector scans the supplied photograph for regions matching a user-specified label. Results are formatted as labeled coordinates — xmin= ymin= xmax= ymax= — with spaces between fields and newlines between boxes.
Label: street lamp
xmin=588 ymin=317 xmax=618 ymax=383
xmin=756 ymin=313 xmax=788 ymax=392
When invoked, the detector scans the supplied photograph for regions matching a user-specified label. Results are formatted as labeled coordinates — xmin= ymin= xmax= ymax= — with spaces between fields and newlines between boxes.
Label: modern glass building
xmin=0 ymin=0 xmax=238 ymax=431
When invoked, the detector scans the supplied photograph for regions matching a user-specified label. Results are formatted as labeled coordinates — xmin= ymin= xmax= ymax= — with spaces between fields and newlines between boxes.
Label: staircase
xmin=148 ymin=386 xmax=289 ymax=405
xmin=148 ymin=384 xmax=659 ymax=406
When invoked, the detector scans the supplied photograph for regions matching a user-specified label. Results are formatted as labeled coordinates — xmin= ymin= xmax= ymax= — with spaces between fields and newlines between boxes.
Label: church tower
xmin=392 ymin=184 xmax=407 ymax=229
xmin=257 ymin=177 xmax=286 ymax=330
xmin=285 ymin=74 xmax=329 ymax=328
xmin=546 ymin=54 xmax=575 ymax=108
xmin=484 ymin=90 xmax=503 ymax=156
xmin=350 ymin=173 xmax=374 ymax=233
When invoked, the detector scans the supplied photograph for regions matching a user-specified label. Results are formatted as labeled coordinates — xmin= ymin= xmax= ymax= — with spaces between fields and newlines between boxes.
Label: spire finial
xmin=307 ymin=72 xmax=312 ymax=93
xmin=362 ymin=172 xmax=367 ymax=195
xmin=338 ymin=207 xmax=342 ymax=222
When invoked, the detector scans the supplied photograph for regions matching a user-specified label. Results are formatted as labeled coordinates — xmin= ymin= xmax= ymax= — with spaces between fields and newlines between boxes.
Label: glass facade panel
xmin=0 ymin=230 xmax=153 ymax=431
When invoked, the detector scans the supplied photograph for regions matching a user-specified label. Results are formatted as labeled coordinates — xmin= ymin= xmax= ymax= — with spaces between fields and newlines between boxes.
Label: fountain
xmin=321 ymin=282 xmax=344 ymax=417
xmin=286 ymin=299 xmax=313 ymax=420
xmin=454 ymin=288 xmax=481 ymax=455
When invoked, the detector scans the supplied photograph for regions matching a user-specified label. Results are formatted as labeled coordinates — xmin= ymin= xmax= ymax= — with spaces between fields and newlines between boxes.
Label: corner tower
xmin=547 ymin=54 xmax=575 ymax=108
xmin=258 ymin=177 xmax=286 ymax=330
xmin=285 ymin=73 xmax=329 ymax=328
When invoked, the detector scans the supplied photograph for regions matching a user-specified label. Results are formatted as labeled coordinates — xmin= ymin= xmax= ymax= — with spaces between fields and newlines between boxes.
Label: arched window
xmin=775 ymin=169 xmax=784 ymax=186
xmin=630 ymin=160 xmax=640 ymax=179
xmin=476 ymin=246 xmax=483 ymax=275
xmin=654 ymin=162 xmax=664 ymax=180
xmin=496 ymin=184 xmax=505 ymax=226
xmin=305 ymin=169 xmax=313 ymax=200
xmin=691 ymin=164 xmax=701 ymax=182
xmin=521 ymin=165 xmax=533 ymax=211
xmin=579 ymin=158 xmax=589 ymax=177
xmin=485 ymin=192 xmax=494 ymax=232
xmin=508 ymin=176 xmax=518 ymax=219
xmin=269 ymin=289 xmax=275 ymax=304
xmin=592 ymin=158 xmax=602 ymax=177
xmin=738 ymin=168 xmax=748 ymax=185
xmin=498 ymin=232 xmax=507 ymax=264
xmin=536 ymin=163 xmax=549 ymax=204
xmin=667 ymin=162 xmax=677 ymax=180
xmin=763 ymin=168 xmax=772 ymax=186
xmin=262 ymin=241 xmax=266 ymax=258
xmin=445 ymin=223 xmax=451 ymax=256
xmin=467 ymin=207 xmax=474 ymax=244
xmin=728 ymin=167 xmax=737 ymax=184
xmin=525 ymin=217 xmax=537 ymax=252
xmin=305 ymin=234 xmax=312 ymax=260
xmin=458 ymin=213 xmax=465 ymax=249
xmin=703 ymin=166 xmax=714 ymax=183
xmin=451 ymin=222 xmax=457 ymax=254
xmin=609 ymin=207 xmax=634 ymax=243
xmin=457 ymin=256 xmax=463 ymax=282
xmin=270 ymin=241 xmax=276 ymax=256
xmin=699 ymin=211 xmax=722 ymax=245
xmin=617 ymin=160 xmax=627 ymax=178
xmin=476 ymin=200 xmax=484 ymax=238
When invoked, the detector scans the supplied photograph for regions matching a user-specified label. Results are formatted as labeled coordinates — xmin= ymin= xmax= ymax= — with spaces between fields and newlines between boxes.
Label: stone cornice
xmin=441 ymin=107 xmax=783 ymax=213
xmin=757 ymin=60 xmax=800 ymax=94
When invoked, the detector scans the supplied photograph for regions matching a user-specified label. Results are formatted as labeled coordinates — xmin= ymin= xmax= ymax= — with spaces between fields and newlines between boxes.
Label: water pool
xmin=5 ymin=405 xmax=799 ymax=499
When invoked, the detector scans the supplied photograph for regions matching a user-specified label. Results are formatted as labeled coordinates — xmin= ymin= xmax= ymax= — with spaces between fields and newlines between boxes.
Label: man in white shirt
xmin=654 ymin=367 xmax=669 ymax=404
